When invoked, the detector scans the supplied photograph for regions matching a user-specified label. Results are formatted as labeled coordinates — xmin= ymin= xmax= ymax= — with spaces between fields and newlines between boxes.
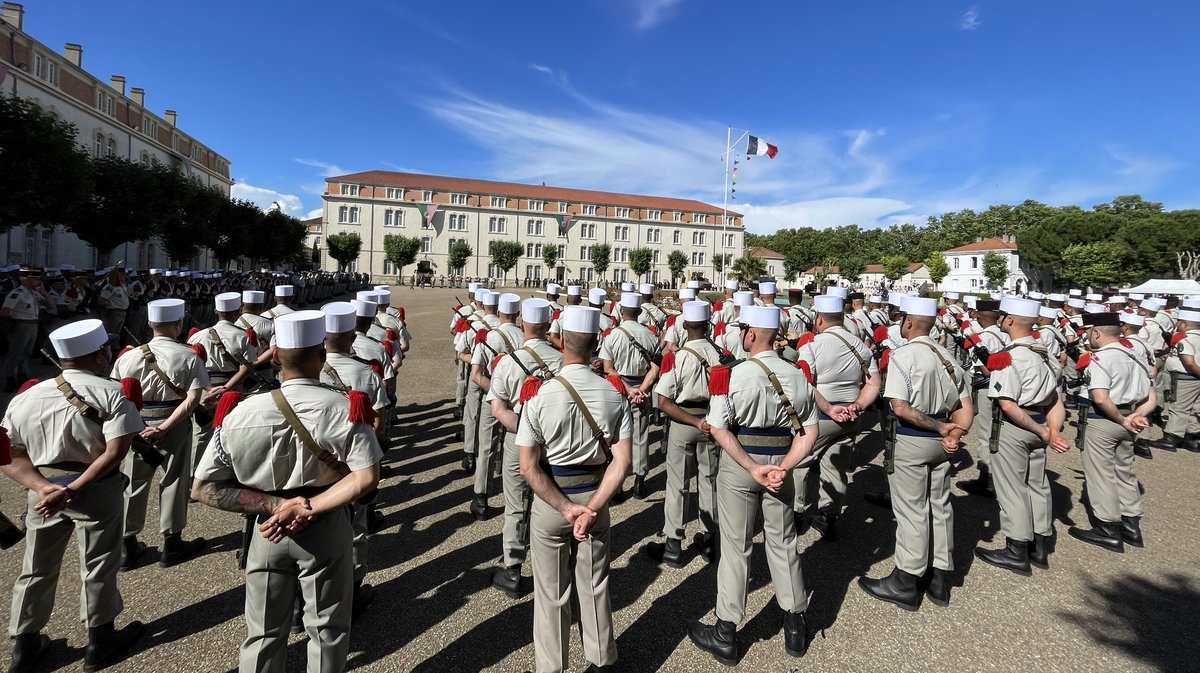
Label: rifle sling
xmin=745 ymin=358 xmax=803 ymax=434
xmin=269 ymin=389 xmax=351 ymax=478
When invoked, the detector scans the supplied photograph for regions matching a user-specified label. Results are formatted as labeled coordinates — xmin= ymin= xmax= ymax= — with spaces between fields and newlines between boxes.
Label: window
xmin=383 ymin=259 xmax=394 ymax=275
xmin=645 ymin=228 xmax=660 ymax=243
xmin=421 ymin=237 xmax=431 ymax=253
xmin=491 ymin=196 xmax=507 ymax=208
xmin=558 ymin=202 xmax=569 ymax=213
xmin=558 ymin=244 xmax=566 ymax=259
xmin=171 ymin=134 xmax=179 ymax=151
xmin=580 ymin=222 xmax=596 ymax=239
xmin=673 ymin=230 xmax=681 ymax=245
xmin=422 ymin=190 xmax=433 ymax=202
xmin=971 ymin=256 xmax=979 ymax=269
xmin=341 ymin=184 xmax=359 ymax=196
xmin=526 ymin=243 xmax=543 ymax=258
xmin=614 ymin=226 xmax=629 ymax=241
xmin=647 ymin=209 xmax=661 ymax=220
xmin=691 ymin=252 xmax=706 ymax=265
xmin=384 ymin=209 xmax=404 ymax=227
xmin=337 ymin=206 xmax=360 ymax=224
xmin=190 ymin=144 xmax=202 ymax=161
xmin=692 ymin=231 xmax=706 ymax=246
xmin=528 ymin=200 xmax=544 ymax=211
xmin=386 ymin=187 xmax=403 ymax=199
xmin=33 ymin=53 xmax=59 ymax=86
xmin=96 ymin=90 xmax=114 ymax=116
xmin=953 ymin=257 xmax=960 ymax=269
xmin=653 ymin=250 xmax=661 ymax=264
xmin=488 ymin=217 xmax=507 ymax=234
xmin=723 ymin=233 xmax=736 ymax=248
xmin=139 ymin=151 xmax=149 ymax=164
xmin=615 ymin=207 xmax=630 ymax=219
xmin=106 ymin=137 xmax=116 ymax=157
xmin=93 ymin=132 xmax=103 ymax=158
xmin=582 ymin=204 xmax=597 ymax=216
xmin=673 ymin=211 xmax=682 ymax=222
xmin=614 ymin=247 xmax=629 ymax=262
xmin=448 ymin=213 xmax=467 ymax=231
xmin=580 ymin=245 xmax=591 ymax=261
xmin=694 ymin=214 xmax=707 ymax=224
xmin=451 ymin=192 xmax=467 ymax=205
xmin=141 ymin=117 xmax=158 ymax=137
xmin=527 ymin=219 xmax=545 ymax=236
xmin=488 ymin=264 xmax=498 ymax=277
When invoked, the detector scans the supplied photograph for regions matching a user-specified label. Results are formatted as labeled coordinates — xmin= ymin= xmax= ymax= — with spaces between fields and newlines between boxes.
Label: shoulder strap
xmin=615 ymin=325 xmax=655 ymax=368
xmin=746 ymin=358 xmax=803 ymax=433
xmin=495 ymin=328 xmax=517 ymax=353
xmin=139 ymin=344 xmax=187 ymax=397
xmin=269 ymin=389 xmax=351 ymax=477
xmin=823 ymin=329 xmax=870 ymax=379
xmin=678 ymin=346 xmax=713 ymax=378
xmin=54 ymin=374 xmax=107 ymax=423
xmin=519 ymin=346 xmax=553 ymax=377
xmin=913 ymin=341 xmax=960 ymax=386
xmin=322 ymin=362 xmax=349 ymax=391
xmin=207 ymin=328 xmax=236 ymax=363
xmin=553 ymin=376 xmax=612 ymax=461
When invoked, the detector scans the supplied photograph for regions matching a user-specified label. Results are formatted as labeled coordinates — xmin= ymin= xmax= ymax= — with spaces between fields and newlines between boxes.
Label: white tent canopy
xmin=1121 ymin=279 xmax=1200 ymax=296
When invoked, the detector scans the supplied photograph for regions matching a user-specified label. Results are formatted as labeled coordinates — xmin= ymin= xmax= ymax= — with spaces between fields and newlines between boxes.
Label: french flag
xmin=746 ymin=135 xmax=778 ymax=159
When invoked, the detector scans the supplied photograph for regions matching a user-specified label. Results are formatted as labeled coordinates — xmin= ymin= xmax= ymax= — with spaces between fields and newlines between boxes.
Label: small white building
xmin=939 ymin=236 xmax=1037 ymax=293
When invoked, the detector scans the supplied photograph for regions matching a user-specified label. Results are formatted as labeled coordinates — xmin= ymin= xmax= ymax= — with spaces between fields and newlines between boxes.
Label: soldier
xmin=785 ymin=289 xmax=814 ymax=338
xmin=956 ymin=299 xmax=1008 ymax=498
xmin=652 ymin=300 xmax=722 ymax=566
xmin=640 ymin=283 xmax=667 ymax=329
xmin=351 ymin=299 xmax=396 ymax=414
xmin=112 ymin=299 xmax=210 ymax=571
xmin=469 ymin=293 xmax=524 ymax=520
xmin=1067 ymin=312 xmax=1155 ymax=550
xmin=793 ymin=294 xmax=880 ymax=541
xmin=714 ymin=279 xmax=739 ymax=326
xmin=859 ymin=297 xmax=972 ymax=609
xmin=563 ymin=284 xmax=582 ymax=308
xmin=545 ymin=283 xmax=563 ymax=313
xmin=599 ymin=292 xmax=661 ymax=498
xmin=688 ymin=305 xmax=818 ymax=664
xmin=587 ymin=288 xmax=617 ymax=333
xmin=187 ymin=292 xmax=257 ymax=467
xmin=2 ymin=267 xmax=53 ymax=391
xmin=238 ymin=290 xmax=276 ymax=367
xmin=2 ymin=319 xmax=145 ymax=672
xmin=371 ymin=289 xmax=411 ymax=360
xmin=192 ymin=311 xmax=382 ymax=673
xmin=461 ymin=290 xmax=500 ymax=473
xmin=516 ymin=305 xmax=631 ymax=673
xmin=974 ymin=297 xmax=1069 ymax=574
xmin=1036 ymin=307 xmax=1067 ymax=363
xmin=940 ymin=291 xmax=966 ymax=358
xmin=713 ymin=291 xmax=755 ymax=360
xmin=96 ymin=269 xmax=131 ymax=339
xmin=262 ymin=284 xmax=296 ymax=320
xmin=661 ymin=287 xmax=697 ymax=353
xmin=1161 ymin=309 xmax=1200 ymax=451
xmin=486 ymin=298 xmax=563 ymax=598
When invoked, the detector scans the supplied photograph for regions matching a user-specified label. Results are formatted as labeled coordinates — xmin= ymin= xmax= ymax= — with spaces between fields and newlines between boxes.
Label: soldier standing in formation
xmin=957 ymin=299 xmax=1007 ymax=498
xmin=460 ymin=289 xmax=499 ymax=473
xmin=599 ymin=292 xmax=660 ymax=498
xmin=2 ymin=268 xmax=52 ymax=391
xmin=470 ymin=293 xmax=524 ymax=519
xmin=1161 ymin=309 xmax=1200 ymax=450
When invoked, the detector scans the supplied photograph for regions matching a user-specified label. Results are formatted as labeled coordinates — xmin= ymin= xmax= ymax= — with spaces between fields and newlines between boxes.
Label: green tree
xmin=838 ymin=256 xmax=866 ymax=284
xmin=489 ymin=240 xmax=523 ymax=285
xmin=629 ymin=247 xmax=654 ymax=281
xmin=882 ymin=255 xmax=909 ymax=282
xmin=730 ymin=252 xmax=767 ymax=283
xmin=212 ymin=199 xmax=260 ymax=269
xmin=0 ymin=95 xmax=92 ymax=233
xmin=542 ymin=245 xmax=559 ymax=277
xmin=924 ymin=253 xmax=951 ymax=285
xmin=783 ymin=250 xmax=810 ymax=283
xmin=667 ymin=250 xmax=688 ymax=286
xmin=158 ymin=170 xmax=217 ymax=266
xmin=983 ymin=251 xmax=1010 ymax=288
xmin=71 ymin=156 xmax=163 ymax=266
xmin=255 ymin=210 xmax=306 ymax=268
xmin=310 ymin=240 xmax=320 ymax=267
xmin=1062 ymin=242 xmax=1128 ymax=288
xmin=383 ymin=235 xmax=421 ymax=279
xmin=448 ymin=240 xmax=473 ymax=275
xmin=591 ymin=243 xmax=611 ymax=281
xmin=326 ymin=232 xmax=363 ymax=272
xmin=713 ymin=253 xmax=733 ymax=276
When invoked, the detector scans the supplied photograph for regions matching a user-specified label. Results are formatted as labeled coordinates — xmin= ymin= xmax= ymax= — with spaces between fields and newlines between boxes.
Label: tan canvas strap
xmin=495 ymin=328 xmax=517 ymax=353
xmin=322 ymin=362 xmax=349 ymax=391
xmin=913 ymin=341 xmax=960 ymax=387
xmin=519 ymin=346 xmax=554 ymax=378
xmin=270 ymin=389 xmax=351 ymax=477
xmin=746 ymin=358 xmax=803 ymax=433
xmin=236 ymin=316 xmax=261 ymax=343
xmin=615 ymin=325 xmax=656 ymax=369
xmin=54 ymin=375 xmax=106 ymax=423
xmin=207 ymin=328 xmax=242 ymax=367
xmin=678 ymin=346 xmax=713 ymax=381
xmin=824 ymin=329 xmax=870 ymax=380
xmin=1008 ymin=342 xmax=1055 ymax=373
xmin=553 ymin=377 xmax=612 ymax=461
xmin=139 ymin=345 xmax=187 ymax=397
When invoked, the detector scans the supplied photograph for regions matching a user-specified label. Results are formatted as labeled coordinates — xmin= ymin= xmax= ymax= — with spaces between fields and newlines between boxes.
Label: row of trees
xmin=1 ymin=95 xmax=307 ymax=268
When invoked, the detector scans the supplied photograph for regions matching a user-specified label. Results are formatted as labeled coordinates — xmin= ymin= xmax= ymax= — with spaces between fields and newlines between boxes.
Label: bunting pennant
xmin=423 ymin=203 xmax=440 ymax=233
xmin=553 ymin=213 xmax=574 ymax=236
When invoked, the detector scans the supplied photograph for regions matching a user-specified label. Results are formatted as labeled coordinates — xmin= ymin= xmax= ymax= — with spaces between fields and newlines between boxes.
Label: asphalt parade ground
xmin=0 ymin=286 xmax=1197 ymax=673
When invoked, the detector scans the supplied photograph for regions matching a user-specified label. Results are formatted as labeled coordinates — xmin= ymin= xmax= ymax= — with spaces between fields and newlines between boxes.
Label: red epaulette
xmin=397 ymin=307 xmax=405 ymax=322
xmin=795 ymin=359 xmax=813 ymax=385
xmin=187 ymin=327 xmax=200 ymax=340
xmin=453 ymin=318 xmax=470 ymax=334
xmin=1032 ymin=328 xmax=1041 ymax=339
xmin=660 ymin=350 xmax=676 ymax=374
xmin=648 ymin=325 xmax=659 ymax=336
xmin=212 ymin=391 xmax=245 ymax=428
xmin=602 ymin=327 xmax=613 ymax=339
xmin=475 ymin=328 xmax=489 ymax=345
xmin=872 ymin=325 xmax=889 ymax=344
xmin=519 ymin=375 xmax=543 ymax=404
xmin=665 ymin=314 xmax=676 ymax=329
xmin=713 ymin=321 xmax=727 ymax=337
xmin=491 ymin=352 xmax=506 ymax=371
xmin=938 ymin=307 xmax=947 ymax=316
xmin=1170 ymin=332 xmax=1187 ymax=347
xmin=244 ymin=328 xmax=258 ymax=347
xmin=120 ymin=377 xmax=144 ymax=411
xmin=1119 ymin=338 xmax=1132 ymax=349
xmin=347 ymin=390 xmax=377 ymax=425
xmin=713 ymin=301 xmax=724 ymax=311
xmin=797 ymin=332 xmax=815 ymax=347
xmin=605 ymin=374 xmax=628 ymax=397
xmin=191 ymin=343 xmax=207 ymax=361
xmin=1075 ymin=352 xmax=1093 ymax=371
xmin=367 ymin=359 xmax=384 ymax=377
xmin=382 ymin=340 xmax=394 ymax=357
xmin=385 ymin=327 xmax=398 ymax=341
xmin=986 ymin=351 xmax=1013 ymax=370
xmin=880 ymin=348 xmax=891 ymax=372
xmin=15 ymin=378 xmax=40 ymax=395
xmin=552 ymin=308 xmax=562 ymax=321
xmin=118 ymin=345 xmax=135 ymax=358
xmin=708 ymin=365 xmax=731 ymax=395
xmin=963 ymin=333 xmax=980 ymax=348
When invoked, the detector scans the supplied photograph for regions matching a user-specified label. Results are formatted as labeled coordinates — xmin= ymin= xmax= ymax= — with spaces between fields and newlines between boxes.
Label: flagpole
xmin=721 ymin=125 xmax=731 ymax=282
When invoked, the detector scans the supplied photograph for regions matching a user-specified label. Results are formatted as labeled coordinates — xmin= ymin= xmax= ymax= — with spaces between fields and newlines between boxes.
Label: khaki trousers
xmin=463 ymin=381 xmax=484 ymax=458
xmin=3 ymin=321 xmax=36 ymax=379
xmin=474 ymin=400 xmax=504 ymax=495
xmin=663 ymin=420 xmax=718 ymax=540
xmin=991 ymin=421 xmax=1053 ymax=542
xmin=1082 ymin=416 xmax=1142 ymax=523
xmin=630 ymin=400 xmax=650 ymax=477
xmin=1165 ymin=377 xmax=1200 ymax=437
xmin=715 ymin=451 xmax=806 ymax=624
xmin=241 ymin=506 xmax=353 ymax=673
xmin=974 ymin=394 xmax=993 ymax=468
xmin=530 ymin=491 xmax=616 ymax=673
xmin=123 ymin=417 xmax=193 ymax=537
xmin=889 ymin=433 xmax=954 ymax=574
xmin=100 ymin=308 xmax=126 ymax=339
xmin=501 ymin=434 xmax=531 ymax=567
xmin=351 ymin=503 xmax=369 ymax=585
xmin=455 ymin=361 xmax=468 ymax=407
xmin=10 ymin=470 xmax=125 ymax=635
xmin=792 ymin=415 xmax=859 ymax=516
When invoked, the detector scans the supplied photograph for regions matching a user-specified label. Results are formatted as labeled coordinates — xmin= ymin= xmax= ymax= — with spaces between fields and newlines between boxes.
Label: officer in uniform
xmin=1 ymin=319 xmax=145 ymax=672
xmin=586 ymin=288 xmax=617 ymax=334
xmin=957 ymin=299 xmax=1008 ymax=498
xmin=469 ymin=293 xmax=525 ymax=519
xmin=688 ymin=305 xmax=819 ymax=664
xmin=486 ymin=298 xmax=563 ymax=598
xmin=859 ymin=297 xmax=972 ymax=609
xmin=262 ymin=285 xmax=296 ymax=320
xmin=793 ymin=294 xmax=880 ymax=541
xmin=784 ymin=289 xmax=814 ymax=338
xmin=192 ymin=311 xmax=382 ymax=673
xmin=461 ymin=290 xmax=500 ymax=472
xmin=974 ymin=297 xmax=1070 ymax=574
xmin=1162 ymin=309 xmax=1200 ymax=451
xmin=517 ymin=305 xmax=632 ymax=673
xmin=112 ymin=298 xmax=210 ymax=571
xmin=97 ymin=269 xmax=131 ymax=339
xmin=599 ymin=292 xmax=661 ymax=498
xmin=351 ymin=299 xmax=396 ymax=416
xmin=2 ymin=267 xmax=52 ymax=391
xmin=1067 ymin=312 xmax=1155 ymax=550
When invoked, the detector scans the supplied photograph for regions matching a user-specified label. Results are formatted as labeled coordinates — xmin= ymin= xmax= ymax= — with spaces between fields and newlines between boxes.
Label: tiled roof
xmin=327 ymin=170 xmax=742 ymax=218
xmin=804 ymin=265 xmax=839 ymax=275
xmin=748 ymin=246 xmax=785 ymax=259
xmin=944 ymin=237 xmax=1018 ymax=253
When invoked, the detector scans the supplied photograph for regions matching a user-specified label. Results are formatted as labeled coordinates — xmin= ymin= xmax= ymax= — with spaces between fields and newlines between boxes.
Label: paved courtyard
xmin=0 ymin=286 xmax=1197 ymax=672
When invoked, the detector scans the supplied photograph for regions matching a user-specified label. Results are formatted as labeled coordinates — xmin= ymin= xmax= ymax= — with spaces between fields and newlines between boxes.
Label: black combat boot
xmin=957 ymin=465 xmax=995 ymax=498
xmin=863 ymin=490 xmax=892 ymax=508
xmin=492 ymin=565 xmax=523 ymax=599
xmin=925 ymin=568 xmax=950 ymax=606
xmin=661 ymin=537 xmax=683 ymax=568
xmin=687 ymin=618 xmax=737 ymax=666
xmin=1069 ymin=521 xmax=1124 ymax=552
xmin=83 ymin=620 xmax=145 ymax=672
xmin=1161 ymin=434 xmax=1185 ymax=451
xmin=697 ymin=532 xmax=718 ymax=564
xmin=1132 ymin=440 xmax=1153 ymax=459
xmin=582 ymin=664 xmax=616 ymax=673
xmin=9 ymin=633 xmax=50 ymax=673
xmin=470 ymin=494 xmax=487 ymax=520
xmin=783 ymin=610 xmax=808 ymax=657
xmin=352 ymin=583 xmax=375 ymax=622
xmin=974 ymin=538 xmax=1032 ymax=575
xmin=461 ymin=453 xmax=476 ymax=473
xmin=1030 ymin=532 xmax=1053 ymax=569
xmin=858 ymin=567 xmax=920 ymax=610
xmin=1120 ymin=516 xmax=1144 ymax=547
xmin=632 ymin=474 xmax=647 ymax=499
xmin=120 ymin=536 xmax=147 ymax=572
xmin=1140 ymin=435 xmax=1176 ymax=451
xmin=811 ymin=511 xmax=838 ymax=542
xmin=160 ymin=532 xmax=207 ymax=568
xmin=1184 ymin=434 xmax=1200 ymax=453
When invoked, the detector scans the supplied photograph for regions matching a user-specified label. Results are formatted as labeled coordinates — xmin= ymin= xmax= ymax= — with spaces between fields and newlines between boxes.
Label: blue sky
xmin=29 ymin=1 xmax=1200 ymax=233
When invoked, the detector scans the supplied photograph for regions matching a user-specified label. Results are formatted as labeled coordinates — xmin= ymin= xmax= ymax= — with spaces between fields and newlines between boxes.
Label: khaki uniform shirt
xmin=654 ymin=339 xmax=721 ymax=405
xmin=516 ymin=364 xmax=633 ymax=467
xmin=716 ymin=323 xmax=749 ymax=360
xmin=196 ymin=379 xmax=381 ymax=491
xmin=471 ymin=322 xmax=525 ymax=375
xmin=797 ymin=325 xmax=878 ymax=404
xmin=1140 ymin=321 xmax=1166 ymax=353
xmin=237 ymin=313 xmax=275 ymax=355
xmin=353 ymin=332 xmax=395 ymax=381
xmin=642 ymin=303 xmax=667 ymax=330
xmin=3 ymin=286 xmax=45 ymax=320
xmin=988 ymin=336 xmax=1061 ymax=407
xmin=321 ymin=352 xmax=389 ymax=411
xmin=1152 ymin=311 xmax=1176 ymax=335
xmin=112 ymin=336 xmax=209 ymax=407
xmin=706 ymin=351 xmax=818 ymax=431
xmin=486 ymin=338 xmax=564 ymax=415
xmin=1165 ymin=330 xmax=1200 ymax=374
xmin=788 ymin=305 xmax=814 ymax=335
xmin=99 ymin=283 xmax=130 ymax=310
xmin=713 ymin=299 xmax=738 ymax=326
xmin=188 ymin=321 xmax=257 ymax=375
xmin=261 ymin=304 xmax=295 ymax=320
xmin=883 ymin=335 xmax=969 ymax=415
xmin=2 ymin=370 xmax=143 ymax=466
xmin=599 ymin=320 xmax=659 ymax=378
xmin=661 ymin=315 xmax=687 ymax=347
xmin=1087 ymin=342 xmax=1152 ymax=407
xmin=1035 ymin=326 xmax=1065 ymax=359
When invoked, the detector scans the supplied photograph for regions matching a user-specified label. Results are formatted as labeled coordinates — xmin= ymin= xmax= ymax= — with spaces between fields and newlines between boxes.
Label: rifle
xmin=237 ymin=514 xmax=254 ymax=570
xmin=122 ymin=326 xmax=142 ymax=346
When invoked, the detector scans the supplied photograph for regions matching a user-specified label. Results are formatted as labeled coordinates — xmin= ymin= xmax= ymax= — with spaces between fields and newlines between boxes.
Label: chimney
xmin=64 ymin=43 xmax=83 ymax=68
xmin=130 ymin=87 xmax=144 ymax=106
xmin=0 ymin=3 xmax=23 ymax=31
xmin=163 ymin=109 xmax=176 ymax=127
xmin=109 ymin=75 xmax=126 ymax=97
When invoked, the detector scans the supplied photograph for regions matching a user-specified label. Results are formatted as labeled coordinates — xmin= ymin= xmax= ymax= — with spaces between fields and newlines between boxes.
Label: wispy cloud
xmin=529 ymin=63 xmax=554 ymax=76
xmin=294 ymin=158 xmax=346 ymax=176
xmin=231 ymin=181 xmax=306 ymax=216
xmin=633 ymin=0 xmax=686 ymax=30
xmin=960 ymin=6 xmax=981 ymax=31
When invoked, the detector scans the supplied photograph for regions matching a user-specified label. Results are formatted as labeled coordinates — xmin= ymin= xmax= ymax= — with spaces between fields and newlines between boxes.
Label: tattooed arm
xmin=190 ymin=478 xmax=287 ymax=516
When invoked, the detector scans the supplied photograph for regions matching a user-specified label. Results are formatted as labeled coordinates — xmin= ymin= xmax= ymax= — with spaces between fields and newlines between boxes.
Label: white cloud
xmin=305 ymin=208 xmax=324 ymax=220
xmin=230 ymin=181 xmax=306 ymax=216
xmin=960 ymin=6 xmax=981 ymax=30
xmin=294 ymin=158 xmax=346 ymax=176
xmin=633 ymin=0 xmax=685 ymax=30
xmin=740 ymin=198 xmax=914 ymax=234
xmin=529 ymin=63 xmax=554 ymax=76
